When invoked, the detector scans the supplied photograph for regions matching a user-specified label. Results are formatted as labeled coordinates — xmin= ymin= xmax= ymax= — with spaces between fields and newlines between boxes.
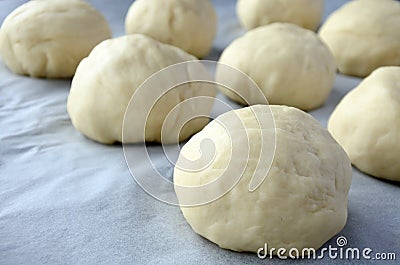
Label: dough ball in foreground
xmin=237 ymin=0 xmax=324 ymax=31
xmin=328 ymin=67 xmax=400 ymax=182
xmin=174 ymin=105 xmax=352 ymax=253
xmin=218 ymin=23 xmax=336 ymax=110
xmin=0 ymin=0 xmax=111 ymax=78
xmin=125 ymin=0 xmax=217 ymax=58
xmin=319 ymin=0 xmax=400 ymax=77
xmin=67 ymin=34 xmax=215 ymax=144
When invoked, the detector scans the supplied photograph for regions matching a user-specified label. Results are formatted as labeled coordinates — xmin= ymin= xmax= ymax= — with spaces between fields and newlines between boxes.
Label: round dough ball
xmin=237 ymin=0 xmax=324 ymax=31
xmin=67 ymin=34 xmax=215 ymax=144
xmin=328 ymin=67 xmax=400 ymax=182
xmin=218 ymin=23 xmax=336 ymax=110
xmin=125 ymin=0 xmax=217 ymax=58
xmin=174 ymin=105 xmax=352 ymax=252
xmin=319 ymin=0 xmax=400 ymax=77
xmin=0 ymin=0 xmax=111 ymax=78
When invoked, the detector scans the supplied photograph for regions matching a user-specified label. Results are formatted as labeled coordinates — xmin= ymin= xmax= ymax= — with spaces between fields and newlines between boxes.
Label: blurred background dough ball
xmin=237 ymin=0 xmax=324 ymax=31
xmin=319 ymin=0 xmax=400 ymax=77
xmin=174 ymin=105 xmax=352 ymax=253
xmin=0 ymin=0 xmax=111 ymax=78
xmin=125 ymin=0 xmax=217 ymax=58
xmin=328 ymin=67 xmax=400 ymax=182
xmin=67 ymin=34 xmax=215 ymax=145
xmin=217 ymin=23 xmax=336 ymax=111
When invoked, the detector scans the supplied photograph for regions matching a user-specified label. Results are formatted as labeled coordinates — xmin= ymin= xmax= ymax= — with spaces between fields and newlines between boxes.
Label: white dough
xmin=328 ymin=67 xmax=400 ymax=182
xmin=174 ymin=105 xmax=352 ymax=253
xmin=67 ymin=34 xmax=215 ymax=144
xmin=237 ymin=0 xmax=324 ymax=31
xmin=125 ymin=0 xmax=217 ymax=58
xmin=319 ymin=0 xmax=400 ymax=77
xmin=217 ymin=23 xmax=336 ymax=110
xmin=0 ymin=0 xmax=111 ymax=78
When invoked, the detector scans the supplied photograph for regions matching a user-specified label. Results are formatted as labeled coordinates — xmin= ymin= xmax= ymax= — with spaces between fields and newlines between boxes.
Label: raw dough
xmin=0 ymin=0 xmax=111 ymax=78
xmin=217 ymin=23 xmax=336 ymax=110
xmin=174 ymin=105 xmax=352 ymax=253
xmin=67 ymin=34 xmax=215 ymax=144
xmin=237 ymin=0 xmax=324 ymax=31
xmin=328 ymin=67 xmax=400 ymax=182
xmin=319 ymin=0 xmax=400 ymax=77
xmin=125 ymin=0 xmax=217 ymax=58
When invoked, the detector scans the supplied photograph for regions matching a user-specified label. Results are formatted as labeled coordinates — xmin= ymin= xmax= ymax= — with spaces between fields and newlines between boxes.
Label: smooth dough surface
xmin=328 ymin=67 xmax=400 ymax=182
xmin=174 ymin=105 xmax=352 ymax=253
xmin=125 ymin=0 xmax=217 ymax=58
xmin=67 ymin=34 xmax=215 ymax=144
xmin=237 ymin=0 xmax=324 ymax=31
xmin=319 ymin=0 xmax=400 ymax=77
xmin=0 ymin=0 xmax=111 ymax=78
xmin=217 ymin=23 xmax=336 ymax=110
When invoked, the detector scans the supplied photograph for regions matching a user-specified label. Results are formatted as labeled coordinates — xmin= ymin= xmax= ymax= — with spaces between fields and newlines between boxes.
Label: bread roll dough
xmin=237 ymin=0 xmax=324 ymax=31
xmin=67 ymin=34 xmax=214 ymax=144
xmin=174 ymin=105 xmax=352 ymax=252
xmin=217 ymin=23 xmax=336 ymax=110
xmin=125 ymin=0 xmax=217 ymax=58
xmin=0 ymin=0 xmax=111 ymax=78
xmin=328 ymin=67 xmax=400 ymax=182
xmin=319 ymin=0 xmax=400 ymax=77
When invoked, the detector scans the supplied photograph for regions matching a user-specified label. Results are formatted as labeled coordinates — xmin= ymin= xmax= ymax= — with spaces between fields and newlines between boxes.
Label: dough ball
xmin=319 ymin=0 xmax=400 ymax=77
xmin=0 ymin=0 xmax=111 ymax=78
xmin=67 ymin=34 xmax=215 ymax=144
xmin=125 ymin=0 xmax=217 ymax=58
xmin=217 ymin=23 xmax=336 ymax=110
xmin=237 ymin=0 xmax=324 ymax=31
xmin=328 ymin=67 xmax=400 ymax=182
xmin=174 ymin=105 xmax=352 ymax=253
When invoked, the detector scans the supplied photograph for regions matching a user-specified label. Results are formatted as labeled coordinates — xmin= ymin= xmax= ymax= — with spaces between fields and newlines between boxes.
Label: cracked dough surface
xmin=67 ymin=34 xmax=214 ymax=144
xmin=328 ymin=66 xmax=400 ymax=182
xmin=319 ymin=0 xmax=400 ymax=77
xmin=237 ymin=0 xmax=324 ymax=31
xmin=218 ymin=23 xmax=336 ymax=110
xmin=0 ymin=0 xmax=111 ymax=78
xmin=125 ymin=0 xmax=217 ymax=58
xmin=174 ymin=105 xmax=352 ymax=253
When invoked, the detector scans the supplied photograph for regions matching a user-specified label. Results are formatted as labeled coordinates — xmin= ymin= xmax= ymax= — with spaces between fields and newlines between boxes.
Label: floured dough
xmin=328 ymin=66 xmax=400 ymax=182
xmin=0 ymin=0 xmax=111 ymax=78
xmin=125 ymin=0 xmax=217 ymax=58
xmin=319 ymin=0 xmax=400 ymax=77
xmin=237 ymin=0 xmax=324 ymax=31
xmin=217 ymin=23 xmax=336 ymax=110
xmin=174 ymin=105 xmax=352 ymax=253
xmin=67 ymin=34 xmax=215 ymax=144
